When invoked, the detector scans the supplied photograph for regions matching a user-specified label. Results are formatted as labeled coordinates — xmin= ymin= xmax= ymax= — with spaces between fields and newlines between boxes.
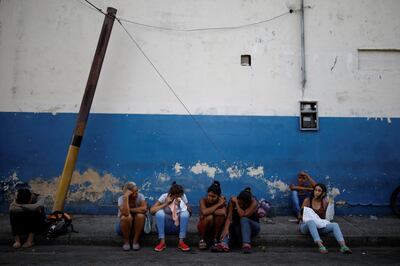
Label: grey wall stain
xmin=11 ymin=86 xmax=17 ymax=97
xmin=336 ymin=91 xmax=349 ymax=103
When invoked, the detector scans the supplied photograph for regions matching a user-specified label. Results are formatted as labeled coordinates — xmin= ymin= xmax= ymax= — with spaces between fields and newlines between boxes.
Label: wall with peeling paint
xmin=1 ymin=0 xmax=400 ymax=215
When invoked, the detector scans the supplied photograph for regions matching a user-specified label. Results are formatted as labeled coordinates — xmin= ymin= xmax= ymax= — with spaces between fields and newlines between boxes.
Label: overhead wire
xmin=76 ymin=0 xmax=295 ymax=163
xmin=80 ymin=0 xmax=296 ymax=32
xmin=118 ymin=11 xmax=293 ymax=32
xmin=116 ymin=19 xmax=228 ymax=161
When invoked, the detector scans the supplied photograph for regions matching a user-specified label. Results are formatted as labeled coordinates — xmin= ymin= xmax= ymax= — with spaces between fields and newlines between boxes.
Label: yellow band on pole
xmin=52 ymin=145 xmax=80 ymax=211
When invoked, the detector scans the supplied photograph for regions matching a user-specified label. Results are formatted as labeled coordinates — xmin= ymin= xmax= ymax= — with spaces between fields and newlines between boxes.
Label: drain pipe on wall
xmin=300 ymin=0 xmax=306 ymax=97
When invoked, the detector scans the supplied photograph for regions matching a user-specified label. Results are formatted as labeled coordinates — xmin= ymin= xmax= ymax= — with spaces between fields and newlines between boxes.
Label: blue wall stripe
xmin=1 ymin=112 xmax=399 ymax=215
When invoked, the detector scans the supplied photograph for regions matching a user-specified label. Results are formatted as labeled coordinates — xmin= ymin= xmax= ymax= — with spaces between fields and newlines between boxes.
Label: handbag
xmin=144 ymin=211 xmax=152 ymax=234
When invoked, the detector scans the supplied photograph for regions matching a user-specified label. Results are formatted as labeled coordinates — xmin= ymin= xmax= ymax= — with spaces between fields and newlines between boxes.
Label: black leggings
xmin=10 ymin=210 xmax=47 ymax=236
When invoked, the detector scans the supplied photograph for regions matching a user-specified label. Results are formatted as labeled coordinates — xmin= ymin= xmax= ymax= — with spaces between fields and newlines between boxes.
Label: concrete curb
xmin=1 ymin=214 xmax=399 ymax=248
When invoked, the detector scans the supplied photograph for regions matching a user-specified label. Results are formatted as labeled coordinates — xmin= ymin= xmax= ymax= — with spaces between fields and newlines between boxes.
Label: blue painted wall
xmin=1 ymin=112 xmax=399 ymax=215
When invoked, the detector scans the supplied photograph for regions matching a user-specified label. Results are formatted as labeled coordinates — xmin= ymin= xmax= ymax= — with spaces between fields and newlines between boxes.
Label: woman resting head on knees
xmin=9 ymin=183 xmax=47 ymax=249
xmin=150 ymin=181 xmax=191 ymax=252
xmin=213 ymin=187 xmax=260 ymax=254
xmin=299 ymin=183 xmax=352 ymax=254
xmin=116 ymin=181 xmax=147 ymax=251
xmin=197 ymin=180 xmax=226 ymax=250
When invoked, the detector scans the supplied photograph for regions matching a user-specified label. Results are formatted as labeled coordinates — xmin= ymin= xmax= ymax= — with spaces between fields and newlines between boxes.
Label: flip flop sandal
xmin=242 ymin=244 xmax=252 ymax=254
xmin=319 ymin=246 xmax=328 ymax=254
xmin=340 ymin=246 xmax=352 ymax=254
xmin=211 ymin=243 xmax=229 ymax=252
xmin=198 ymin=239 xmax=207 ymax=250
xmin=22 ymin=242 xmax=34 ymax=248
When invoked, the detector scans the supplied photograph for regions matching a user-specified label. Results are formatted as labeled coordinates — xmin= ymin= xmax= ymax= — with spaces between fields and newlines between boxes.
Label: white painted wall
xmin=0 ymin=0 xmax=399 ymax=117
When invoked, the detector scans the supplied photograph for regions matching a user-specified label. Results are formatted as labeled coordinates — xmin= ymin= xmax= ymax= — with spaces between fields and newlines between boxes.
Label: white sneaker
xmin=132 ymin=243 xmax=140 ymax=251
xmin=122 ymin=244 xmax=130 ymax=251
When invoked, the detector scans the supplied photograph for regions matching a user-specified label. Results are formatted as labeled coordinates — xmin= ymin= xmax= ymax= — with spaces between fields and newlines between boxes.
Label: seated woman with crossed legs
xmin=116 ymin=181 xmax=147 ymax=251
xmin=197 ymin=181 xmax=226 ymax=250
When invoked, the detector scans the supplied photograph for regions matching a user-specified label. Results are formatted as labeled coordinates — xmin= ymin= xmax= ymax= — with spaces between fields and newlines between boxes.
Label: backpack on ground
xmin=46 ymin=211 xmax=77 ymax=239
xmin=256 ymin=198 xmax=271 ymax=218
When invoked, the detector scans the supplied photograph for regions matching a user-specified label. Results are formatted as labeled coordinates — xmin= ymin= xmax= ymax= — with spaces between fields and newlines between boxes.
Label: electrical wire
xmin=80 ymin=0 xmax=295 ymax=32
xmin=76 ymin=0 xmax=296 ymax=163
xmin=118 ymin=11 xmax=293 ymax=32
xmin=117 ymin=19 xmax=228 ymax=161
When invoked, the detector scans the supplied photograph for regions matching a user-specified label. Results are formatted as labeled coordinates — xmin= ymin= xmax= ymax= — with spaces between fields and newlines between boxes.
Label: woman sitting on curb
xmin=197 ymin=181 xmax=226 ymax=250
xmin=116 ymin=181 xmax=147 ymax=251
xmin=213 ymin=187 xmax=260 ymax=253
xmin=299 ymin=183 xmax=352 ymax=254
xmin=150 ymin=181 xmax=191 ymax=252
xmin=9 ymin=182 xmax=47 ymax=249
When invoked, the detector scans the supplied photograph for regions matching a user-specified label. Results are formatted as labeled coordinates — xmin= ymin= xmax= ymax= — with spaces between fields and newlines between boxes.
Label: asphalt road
xmin=0 ymin=245 xmax=399 ymax=265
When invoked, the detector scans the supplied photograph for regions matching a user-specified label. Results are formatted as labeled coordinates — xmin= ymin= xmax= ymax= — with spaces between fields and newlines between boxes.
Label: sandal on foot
xmin=198 ymin=239 xmax=207 ymax=250
xmin=22 ymin=242 xmax=34 ymax=248
xmin=242 ymin=243 xmax=252 ymax=254
xmin=132 ymin=243 xmax=140 ymax=251
xmin=318 ymin=246 xmax=328 ymax=254
xmin=211 ymin=243 xmax=229 ymax=252
xmin=340 ymin=246 xmax=352 ymax=254
xmin=12 ymin=242 xmax=21 ymax=249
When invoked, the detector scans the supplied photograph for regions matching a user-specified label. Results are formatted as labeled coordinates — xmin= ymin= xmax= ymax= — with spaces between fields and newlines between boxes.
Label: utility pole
xmin=53 ymin=7 xmax=117 ymax=211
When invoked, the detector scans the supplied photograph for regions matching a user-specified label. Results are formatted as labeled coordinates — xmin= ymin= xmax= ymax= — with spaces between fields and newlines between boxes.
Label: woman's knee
xmin=202 ymin=214 xmax=213 ymax=224
xmin=135 ymin=213 xmax=145 ymax=221
xmin=120 ymin=215 xmax=133 ymax=224
xmin=330 ymin=222 xmax=340 ymax=230
xmin=180 ymin=210 xmax=190 ymax=219
xmin=155 ymin=210 xmax=165 ymax=219
xmin=214 ymin=214 xmax=225 ymax=223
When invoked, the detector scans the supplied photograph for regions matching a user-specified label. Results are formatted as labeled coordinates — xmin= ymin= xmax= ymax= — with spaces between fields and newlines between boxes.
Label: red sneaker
xmin=154 ymin=241 xmax=166 ymax=252
xmin=178 ymin=241 xmax=190 ymax=252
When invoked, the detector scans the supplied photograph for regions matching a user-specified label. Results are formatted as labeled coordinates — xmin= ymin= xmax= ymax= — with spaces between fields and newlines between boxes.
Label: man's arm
xmin=290 ymin=184 xmax=314 ymax=191
xmin=301 ymin=171 xmax=317 ymax=187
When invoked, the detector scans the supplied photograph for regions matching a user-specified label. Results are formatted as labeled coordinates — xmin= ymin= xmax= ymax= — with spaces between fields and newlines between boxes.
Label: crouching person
xmin=197 ymin=181 xmax=226 ymax=250
xmin=116 ymin=182 xmax=147 ymax=251
xmin=150 ymin=181 xmax=191 ymax=252
xmin=213 ymin=187 xmax=260 ymax=254
xmin=9 ymin=183 xmax=47 ymax=248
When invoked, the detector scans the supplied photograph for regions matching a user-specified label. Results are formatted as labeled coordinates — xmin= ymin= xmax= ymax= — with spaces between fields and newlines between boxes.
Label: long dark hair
xmin=169 ymin=181 xmax=184 ymax=197
xmin=310 ymin=183 xmax=327 ymax=202
xmin=16 ymin=189 xmax=32 ymax=204
xmin=207 ymin=180 xmax=221 ymax=196
xmin=237 ymin=187 xmax=252 ymax=207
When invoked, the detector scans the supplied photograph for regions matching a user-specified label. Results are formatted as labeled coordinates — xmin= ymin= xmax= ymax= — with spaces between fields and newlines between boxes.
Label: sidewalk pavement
xmin=0 ymin=214 xmax=399 ymax=248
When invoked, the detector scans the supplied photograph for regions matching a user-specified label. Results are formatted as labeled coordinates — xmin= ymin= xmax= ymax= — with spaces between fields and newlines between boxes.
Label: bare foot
xmin=22 ymin=242 xmax=34 ymax=248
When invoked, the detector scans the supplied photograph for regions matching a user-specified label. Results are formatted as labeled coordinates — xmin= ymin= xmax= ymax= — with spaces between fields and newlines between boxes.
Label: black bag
xmin=46 ymin=211 xmax=77 ymax=239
